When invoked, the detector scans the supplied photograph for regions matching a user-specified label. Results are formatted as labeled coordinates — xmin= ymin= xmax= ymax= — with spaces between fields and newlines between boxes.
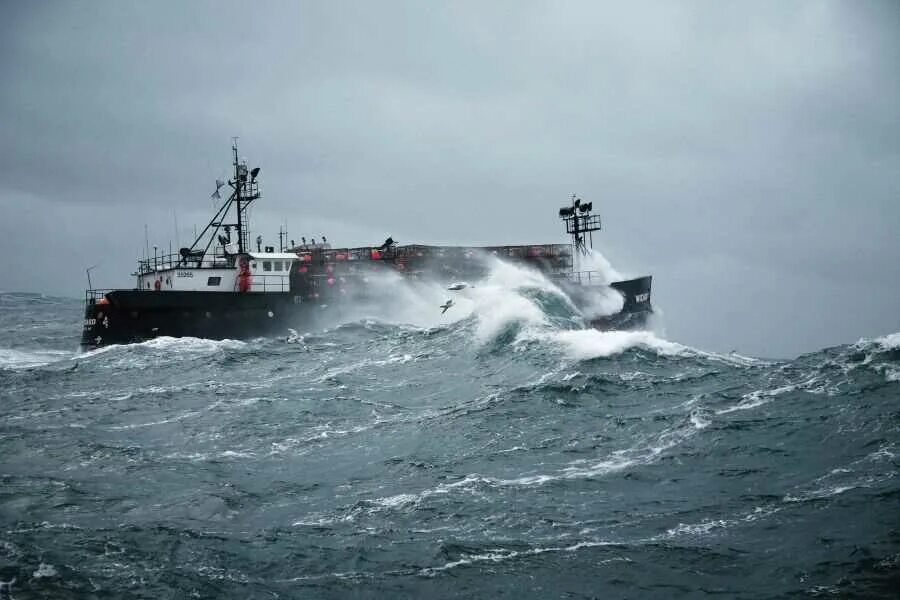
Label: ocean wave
xmin=661 ymin=505 xmax=783 ymax=540
xmin=420 ymin=539 xmax=621 ymax=576
xmin=75 ymin=336 xmax=250 ymax=371
xmin=121 ymin=335 xmax=248 ymax=353
xmin=311 ymin=416 xmax=709 ymax=528
xmin=0 ymin=347 xmax=72 ymax=370
xmin=542 ymin=329 xmax=687 ymax=361
xmin=861 ymin=332 xmax=900 ymax=351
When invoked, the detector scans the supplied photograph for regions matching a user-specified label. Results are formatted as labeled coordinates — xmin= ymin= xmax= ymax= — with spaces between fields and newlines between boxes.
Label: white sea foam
xmin=0 ymin=347 xmax=70 ymax=369
xmin=32 ymin=562 xmax=58 ymax=579
xmin=850 ymin=332 xmax=900 ymax=374
xmin=321 ymin=252 xmax=684 ymax=361
xmin=275 ymin=570 xmax=372 ymax=583
xmin=715 ymin=395 xmax=771 ymax=415
xmin=138 ymin=336 xmax=246 ymax=353
xmin=665 ymin=519 xmax=730 ymax=537
xmin=107 ymin=410 xmax=202 ymax=430
xmin=331 ymin=256 xmax=578 ymax=345
xmin=783 ymin=467 xmax=896 ymax=503
xmin=329 ymin=269 xmax=471 ymax=330
xmin=689 ymin=409 xmax=711 ymax=429
xmin=268 ymin=422 xmax=375 ymax=456
xmin=373 ymin=493 xmax=419 ymax=509
xmin=495 ymin=445 xmax=528 ymax=454
xmin=369 ymin=353 xmax=417 ymax=367
xmin=867 ymin=445 xmax=896 ymax=461
xmin=419 ymin=540 xmax=619 ymax=576
xmin=545 ymin=328 xmax=687 ymax=361
xmin=219 ymin=450 xmax=255 ymax=459
xmin=0 ymin=540 xmax=21 ymax=558
xmin=315 ymin=359 xmax=373 ymax=383
xmin=577 ymin=249 xmax=624 ymax=284
xmin=863 ymin=331 xmax=900 ymax=350
xmin=662 ymin=505 xmax=783 ymax=540
xmin=452 ymin=257 xmax=572 ymax=343
xmin=575 ymin=285 xmax=625 ymax=319
xmin=783 ymin=485 xmax=858 ymax=503
xmin=471 ymin=286 xmax=547 ymax=342
xmin=342 ymin=419 xmax=703 ymax=523
xmin=717 ymin=375 xmax=826 ymax=415
xmin=496 ymin=451 xmax=638 ymax=486
xmin=78 ymin=336 xmax=247 ymax=371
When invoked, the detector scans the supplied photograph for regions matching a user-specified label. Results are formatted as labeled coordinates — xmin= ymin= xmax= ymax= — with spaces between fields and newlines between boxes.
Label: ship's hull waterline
xmin=81 ymin=290 xmax=304 ymax=349
xmin=80 ymin=276 xmax=652 ymax=349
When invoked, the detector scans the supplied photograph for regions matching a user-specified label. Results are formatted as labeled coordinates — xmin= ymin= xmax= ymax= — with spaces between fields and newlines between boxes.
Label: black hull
xmin=81 ymin=275 xmax=653 ymax=350
xmin=81 ymin=290 xmax=307 ymax=349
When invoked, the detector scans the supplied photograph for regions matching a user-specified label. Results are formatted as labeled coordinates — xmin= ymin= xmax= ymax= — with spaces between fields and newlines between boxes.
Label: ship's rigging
xmin=181 ymin=139 xmax=261 ymax=265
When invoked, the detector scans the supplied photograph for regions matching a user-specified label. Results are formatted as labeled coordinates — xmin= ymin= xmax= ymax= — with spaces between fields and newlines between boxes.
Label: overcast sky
xmin=2 ymin=1 xmax=898 ymax=357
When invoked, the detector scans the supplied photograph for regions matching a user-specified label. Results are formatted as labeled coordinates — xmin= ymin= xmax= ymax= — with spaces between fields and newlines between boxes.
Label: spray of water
xmin=329 ymin=255 xmax=567 ymax=342
xmin=577 ymin=249 xmax=624 ymax=284
xmin=462 ymin=257 xmax=570 ymax=342
xmin=336 ymin=269 xmax=465 ymax=330
xmin=323 ymin=250 xmax=672 ymax=359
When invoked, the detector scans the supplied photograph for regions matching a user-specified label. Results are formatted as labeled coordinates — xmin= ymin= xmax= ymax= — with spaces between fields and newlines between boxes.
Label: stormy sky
xmin=2 ymin=1 xmax=898 ymax=357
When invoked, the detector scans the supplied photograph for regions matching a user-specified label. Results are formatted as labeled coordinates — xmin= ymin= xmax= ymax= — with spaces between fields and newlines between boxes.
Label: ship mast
xmin=231 ymin=138 xmax=260 ymax=254
xmin=558 ymin=194 xmax=601 ymax=270
xmin=559 ymin=195 xmax=600 ymax=254
xmin=180 ymin=140 xmax=261 ymax=263
xmin=234 ymin=142 xmax=244 ymax=253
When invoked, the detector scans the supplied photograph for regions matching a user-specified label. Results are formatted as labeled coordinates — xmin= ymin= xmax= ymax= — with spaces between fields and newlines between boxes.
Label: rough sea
xmin=1 ymin=260 xmax=898 ymax=599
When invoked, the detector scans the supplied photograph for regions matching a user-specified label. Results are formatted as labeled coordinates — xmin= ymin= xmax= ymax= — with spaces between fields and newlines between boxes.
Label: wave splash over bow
xmin=319 ymin=252 xmax=669 ymax=359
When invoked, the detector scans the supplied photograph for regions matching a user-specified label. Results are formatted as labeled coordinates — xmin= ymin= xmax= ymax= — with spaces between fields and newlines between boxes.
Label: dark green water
xmin=0 ymin=278 xmax=898 ymax=598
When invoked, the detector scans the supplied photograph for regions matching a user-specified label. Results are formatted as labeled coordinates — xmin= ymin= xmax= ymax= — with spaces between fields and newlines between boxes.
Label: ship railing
xmin=378 ymin=243 xmax=574 ymax=260
xmin=137 ymin=252 xmax=234 ymax=275
xmin=563 ymin=214 xmax=602 ymax=234
xmin=137 ymin=244 xmax=575 ymax=274
xmin=555 ymin=271 xmax=611 ymax=285
xmin=486 ymin=244 xmax=574 ymax=259
xmin=84 ymin=289 xmax=114 ymax=305
xmin=298 ymin=243 xmax=574 ymax=264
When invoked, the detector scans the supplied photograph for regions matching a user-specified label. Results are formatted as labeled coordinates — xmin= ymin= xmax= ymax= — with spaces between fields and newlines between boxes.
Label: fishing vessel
xmin=80 ymin=142 xmax=652 ymax=349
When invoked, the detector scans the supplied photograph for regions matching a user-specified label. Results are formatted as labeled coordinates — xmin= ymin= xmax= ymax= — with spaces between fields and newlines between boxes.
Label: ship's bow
xmin=590 ymin=275 xmax=653 ymax=331
xmin=80 ymin=290 xmax=110 ymax=350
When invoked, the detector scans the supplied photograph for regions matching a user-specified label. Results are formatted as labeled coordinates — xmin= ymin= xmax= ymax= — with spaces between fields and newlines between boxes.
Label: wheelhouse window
xmin=273 ymin=261 xmax=282 ymax=272
xmin=207 ymin=276 xmax=221 ymax=286
xmin=263 ymin=261 xmax=272 ymax=272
